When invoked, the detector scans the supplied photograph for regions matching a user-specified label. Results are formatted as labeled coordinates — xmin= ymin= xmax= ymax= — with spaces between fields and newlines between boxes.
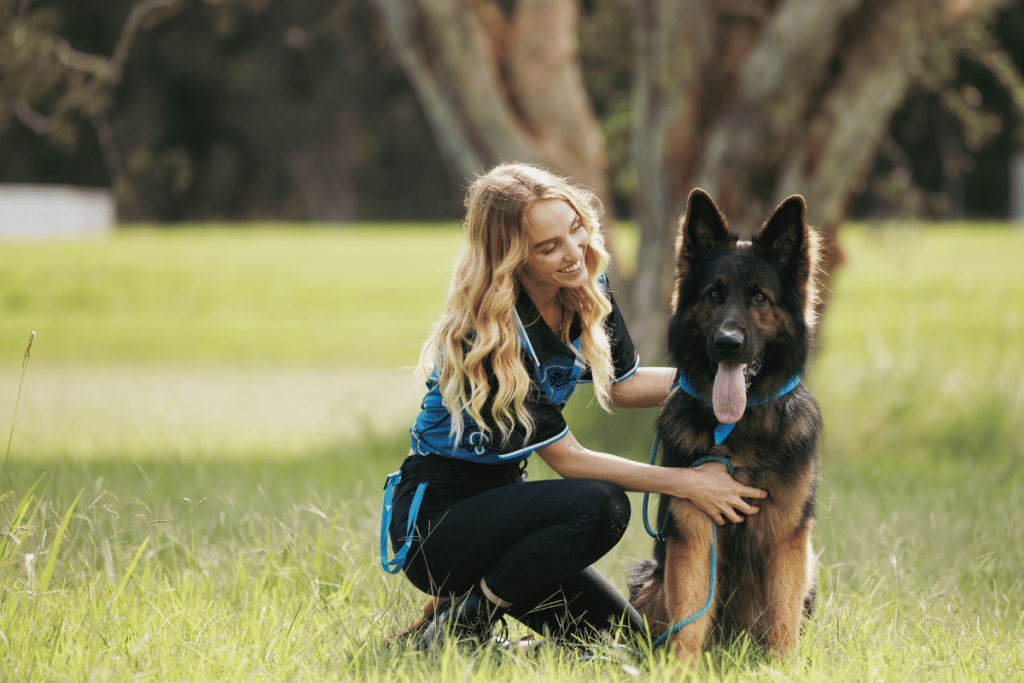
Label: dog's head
xmin=668 ymin=189 xmax=821 ymax=422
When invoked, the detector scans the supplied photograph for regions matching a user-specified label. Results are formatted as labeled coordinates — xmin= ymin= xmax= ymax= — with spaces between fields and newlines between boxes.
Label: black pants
xmin=388 ymin=453 xmax=646 ymax=641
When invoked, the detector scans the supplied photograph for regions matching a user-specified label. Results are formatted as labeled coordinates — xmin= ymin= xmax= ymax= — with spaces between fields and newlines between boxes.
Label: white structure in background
xmin=0 ymin=184 xmax=114 ymax=238
xmin=1012 ymin=151 xmax=1024 ymax=225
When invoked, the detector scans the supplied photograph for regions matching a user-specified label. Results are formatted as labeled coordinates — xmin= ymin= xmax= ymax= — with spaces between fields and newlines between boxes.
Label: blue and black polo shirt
xmin=409 ymin=276 xmax=640 ymax=464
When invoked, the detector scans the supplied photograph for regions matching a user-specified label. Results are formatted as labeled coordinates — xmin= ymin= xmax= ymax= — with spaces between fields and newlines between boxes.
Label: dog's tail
xmin=628 ymin=559 xmax=670 ymax=638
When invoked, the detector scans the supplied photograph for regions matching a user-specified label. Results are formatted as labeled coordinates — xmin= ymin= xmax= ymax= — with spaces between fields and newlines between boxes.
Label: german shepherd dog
xmin=629 ymin=189 xmax=822 ymax=664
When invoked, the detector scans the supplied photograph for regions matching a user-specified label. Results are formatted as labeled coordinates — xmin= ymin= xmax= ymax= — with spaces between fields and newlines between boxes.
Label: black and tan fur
xmin=629 ymin=189 xmax=823 ymax=664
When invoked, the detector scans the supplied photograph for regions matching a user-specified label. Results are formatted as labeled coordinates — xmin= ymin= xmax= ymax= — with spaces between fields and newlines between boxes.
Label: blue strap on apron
xmin=380 ymin=470 xmax=429 ymax=574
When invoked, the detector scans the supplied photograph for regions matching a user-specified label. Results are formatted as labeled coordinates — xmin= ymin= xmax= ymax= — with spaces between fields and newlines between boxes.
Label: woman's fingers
xmin=740 ymin=501 xmax=760 ymax=515
xmin=723 ymin=508 xmax=744 ymax=524
xmin=743 ymin=485 xmax=768 ymax=499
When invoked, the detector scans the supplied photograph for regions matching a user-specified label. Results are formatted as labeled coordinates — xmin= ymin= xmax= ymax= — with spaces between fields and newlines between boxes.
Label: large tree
xmin=371 ymin=0 xmax=613 ymax=216
xmin=373 ymin=0 xmax=1018 ymax=360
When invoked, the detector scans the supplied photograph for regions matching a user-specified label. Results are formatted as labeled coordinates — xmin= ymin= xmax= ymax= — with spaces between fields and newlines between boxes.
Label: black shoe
xmin=393 ymin=597 xmax=450 ymax=644
xmin=411 ymin=584 xmax=507 ymax=652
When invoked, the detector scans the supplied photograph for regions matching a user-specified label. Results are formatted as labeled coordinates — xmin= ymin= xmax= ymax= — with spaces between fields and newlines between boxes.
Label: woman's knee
xmin=574 ymin=480 xmax=631 ymax=542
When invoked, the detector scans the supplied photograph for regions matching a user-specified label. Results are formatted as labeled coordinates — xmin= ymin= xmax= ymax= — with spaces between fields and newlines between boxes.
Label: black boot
xmin=412 ymin=583 xmax=507 ymax=652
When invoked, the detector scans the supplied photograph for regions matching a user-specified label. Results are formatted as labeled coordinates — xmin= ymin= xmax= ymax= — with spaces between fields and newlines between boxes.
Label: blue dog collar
xmin=677 ymin=372 xmax=801 ymax=445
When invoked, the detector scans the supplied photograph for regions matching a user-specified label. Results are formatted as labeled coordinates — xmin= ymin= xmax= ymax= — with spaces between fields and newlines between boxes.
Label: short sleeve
xmin=580 ymin=277 xmax=640 ymax=384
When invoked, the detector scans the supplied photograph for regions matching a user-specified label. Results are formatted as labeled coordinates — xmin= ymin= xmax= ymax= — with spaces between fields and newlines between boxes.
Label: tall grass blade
xmin=106 ymin=536 xmax=150 ymax=615
xmin=36 ymin=488 xmax=82 ymax=593
xmin=0 ymin=475 xmax=44 ymax=563
xmin=1 ymin=331 xmax=35 ymax=489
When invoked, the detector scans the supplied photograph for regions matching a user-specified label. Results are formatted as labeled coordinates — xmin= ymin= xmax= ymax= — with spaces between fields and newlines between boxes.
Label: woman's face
xmin=518 ymin=198 xmax=590 ymax=295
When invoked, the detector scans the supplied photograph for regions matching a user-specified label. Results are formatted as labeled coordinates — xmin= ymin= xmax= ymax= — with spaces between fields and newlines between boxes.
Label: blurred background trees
xmin=3 ymin=0 xmax=1024 ymax=354
xmin=1 ymin=0 xmax=457 ymax=221
xmin=4 ymin=0 xmax=1024 ymax=226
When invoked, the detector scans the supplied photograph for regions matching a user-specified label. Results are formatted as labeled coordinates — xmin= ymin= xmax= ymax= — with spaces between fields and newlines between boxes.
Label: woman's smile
xmin=558 ymin=259 xmax=583 ymax=274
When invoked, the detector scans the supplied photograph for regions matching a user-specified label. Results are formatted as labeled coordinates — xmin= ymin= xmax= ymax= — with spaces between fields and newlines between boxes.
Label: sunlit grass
xmin=0 ymin=221 xmax=1022 ymax=680
xmin=2 ymin=437 xmax=1021 ymax=681
xmin=0 ymin=224 xmax=463 ymax=366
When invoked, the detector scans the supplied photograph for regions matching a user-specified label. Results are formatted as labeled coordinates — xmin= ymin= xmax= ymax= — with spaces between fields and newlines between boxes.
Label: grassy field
xmin=0 ymin=222 xmax=1022 ymax=681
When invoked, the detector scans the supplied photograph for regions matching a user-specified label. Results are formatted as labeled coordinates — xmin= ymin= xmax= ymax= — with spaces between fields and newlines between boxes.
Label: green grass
xmin=0 ymin=221 xmax=1023 ymax=680
xmin=0 ymin=224 xmax=463 ymax=366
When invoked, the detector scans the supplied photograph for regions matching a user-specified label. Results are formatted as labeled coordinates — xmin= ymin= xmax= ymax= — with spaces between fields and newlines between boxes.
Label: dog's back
xmin=629 ymin=189 xmax=822 ymax=663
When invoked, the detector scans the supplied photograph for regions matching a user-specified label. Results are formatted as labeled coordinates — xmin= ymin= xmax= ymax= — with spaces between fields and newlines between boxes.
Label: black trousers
xmin=388 ymin=453 xmax=646 ymax=641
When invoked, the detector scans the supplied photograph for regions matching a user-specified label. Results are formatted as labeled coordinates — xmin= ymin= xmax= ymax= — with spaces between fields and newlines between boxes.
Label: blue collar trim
xmin=677 ymin=372 xmax=801 ymax=445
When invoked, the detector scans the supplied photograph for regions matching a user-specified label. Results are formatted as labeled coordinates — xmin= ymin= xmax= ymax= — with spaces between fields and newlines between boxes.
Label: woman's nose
xmin=569 ymin=231 xmax=587 ymax=259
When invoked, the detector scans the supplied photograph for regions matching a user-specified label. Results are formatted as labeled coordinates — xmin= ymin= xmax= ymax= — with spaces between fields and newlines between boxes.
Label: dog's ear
xmin=673 ymin=189 xmax=733 ymax=313
xmin=754 ymin=195 xmax=822 ymax=327
xmin=676 ymin=189 xmax=732 ymax=266
xmin=754 ymin=195 xmax=808 ymax=278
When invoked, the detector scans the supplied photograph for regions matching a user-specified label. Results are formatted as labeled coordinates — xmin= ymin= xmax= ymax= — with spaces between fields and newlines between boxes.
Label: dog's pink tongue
xmin=713 ymin=362 xmax=747 ymax=424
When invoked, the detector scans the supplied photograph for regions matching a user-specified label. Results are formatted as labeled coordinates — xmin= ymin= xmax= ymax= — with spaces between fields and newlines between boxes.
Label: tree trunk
xmin=371 ymin=0 xmax=613 ymax=217
xmin=626 ymin=0 xmax=1012 ymax=362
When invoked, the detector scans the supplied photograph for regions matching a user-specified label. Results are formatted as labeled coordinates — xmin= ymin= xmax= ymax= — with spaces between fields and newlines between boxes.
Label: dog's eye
xmin=708 ymin=290 xmax=719 ymax=301
xmin=753 ymin=292 xmax=767 ymax=303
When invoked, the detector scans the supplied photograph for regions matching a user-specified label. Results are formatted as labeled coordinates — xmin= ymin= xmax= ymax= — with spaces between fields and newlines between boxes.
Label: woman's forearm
xmin=540 ymin=435 xmax=687 ymax=495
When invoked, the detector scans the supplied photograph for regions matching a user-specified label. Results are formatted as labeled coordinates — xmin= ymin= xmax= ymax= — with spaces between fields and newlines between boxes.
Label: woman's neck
xmin=520 ymin=281 xmax=562 ymax=331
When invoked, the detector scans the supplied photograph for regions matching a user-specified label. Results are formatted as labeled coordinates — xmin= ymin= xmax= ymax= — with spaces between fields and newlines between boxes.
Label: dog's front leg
xmin=760 ymin=522 xmax=815 ymax=657
xmin=663 ymin=498 xmax=719 ymax=668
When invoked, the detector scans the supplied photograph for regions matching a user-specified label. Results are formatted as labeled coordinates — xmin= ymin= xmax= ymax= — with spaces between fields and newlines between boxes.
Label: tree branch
xmin=3 ymin=0 xmax=189 ymax=135
xmin=111 ymin=0 xmax=190 ymax=76
xmin=0 ymin=90 xmax=51 ymax=136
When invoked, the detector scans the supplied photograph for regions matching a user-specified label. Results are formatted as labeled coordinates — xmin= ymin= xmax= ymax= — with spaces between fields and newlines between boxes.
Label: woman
xmin=382 ymin=163 xmax=766 ymax=650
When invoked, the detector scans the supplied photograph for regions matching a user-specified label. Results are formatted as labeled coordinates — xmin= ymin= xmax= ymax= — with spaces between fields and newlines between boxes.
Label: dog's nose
xmin=714 ymin=328 xmax=745 ymax=353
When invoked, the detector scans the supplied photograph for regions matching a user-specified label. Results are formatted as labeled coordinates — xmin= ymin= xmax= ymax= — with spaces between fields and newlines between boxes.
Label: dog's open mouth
xmin=713 ymin=361 xmax=748 ymax=424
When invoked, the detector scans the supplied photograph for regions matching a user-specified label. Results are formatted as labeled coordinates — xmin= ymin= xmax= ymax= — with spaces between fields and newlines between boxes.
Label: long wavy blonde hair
xmin=418 ymin=163 xmax=616 ymax=447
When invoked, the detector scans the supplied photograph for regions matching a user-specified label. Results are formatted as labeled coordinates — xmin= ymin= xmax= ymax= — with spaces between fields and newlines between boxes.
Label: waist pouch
xmin=379 ymin=453 xmax=525 ymax=574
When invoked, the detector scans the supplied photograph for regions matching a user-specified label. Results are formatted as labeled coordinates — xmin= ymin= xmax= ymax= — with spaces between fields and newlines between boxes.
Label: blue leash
xmin=641 ymin=434 xmax=734 ymax=541
xmin=639 ymin=373 xmax=801 ymax=651
xmin=641 ymin=438 xmax=732 ymax=651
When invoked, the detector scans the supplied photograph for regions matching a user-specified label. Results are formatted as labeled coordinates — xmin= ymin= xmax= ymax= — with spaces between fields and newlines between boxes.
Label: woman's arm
xmin=609 ymin=367 xmax=676 ymax=409
xmin=536 ymin=430 xmax=767 ymax=525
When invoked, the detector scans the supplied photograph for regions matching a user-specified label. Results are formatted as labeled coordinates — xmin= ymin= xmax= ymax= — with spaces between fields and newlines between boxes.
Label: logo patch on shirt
xmin=464 ymin=428 xmax=491 ymax=456
xmin=537 ymin=356 xmax=580 ymax=407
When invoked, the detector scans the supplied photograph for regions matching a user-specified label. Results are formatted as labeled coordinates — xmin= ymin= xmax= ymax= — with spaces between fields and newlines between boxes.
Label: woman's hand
xmin=666 ymin=461 xmax=766 ymax=525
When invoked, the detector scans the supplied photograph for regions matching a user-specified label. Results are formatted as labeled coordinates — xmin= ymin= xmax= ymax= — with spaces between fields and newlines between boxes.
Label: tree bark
xmin=371 ymin=0 xmax=613 ymax=223
xmin=626 ymin=0 xmax=1013 ymax=362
